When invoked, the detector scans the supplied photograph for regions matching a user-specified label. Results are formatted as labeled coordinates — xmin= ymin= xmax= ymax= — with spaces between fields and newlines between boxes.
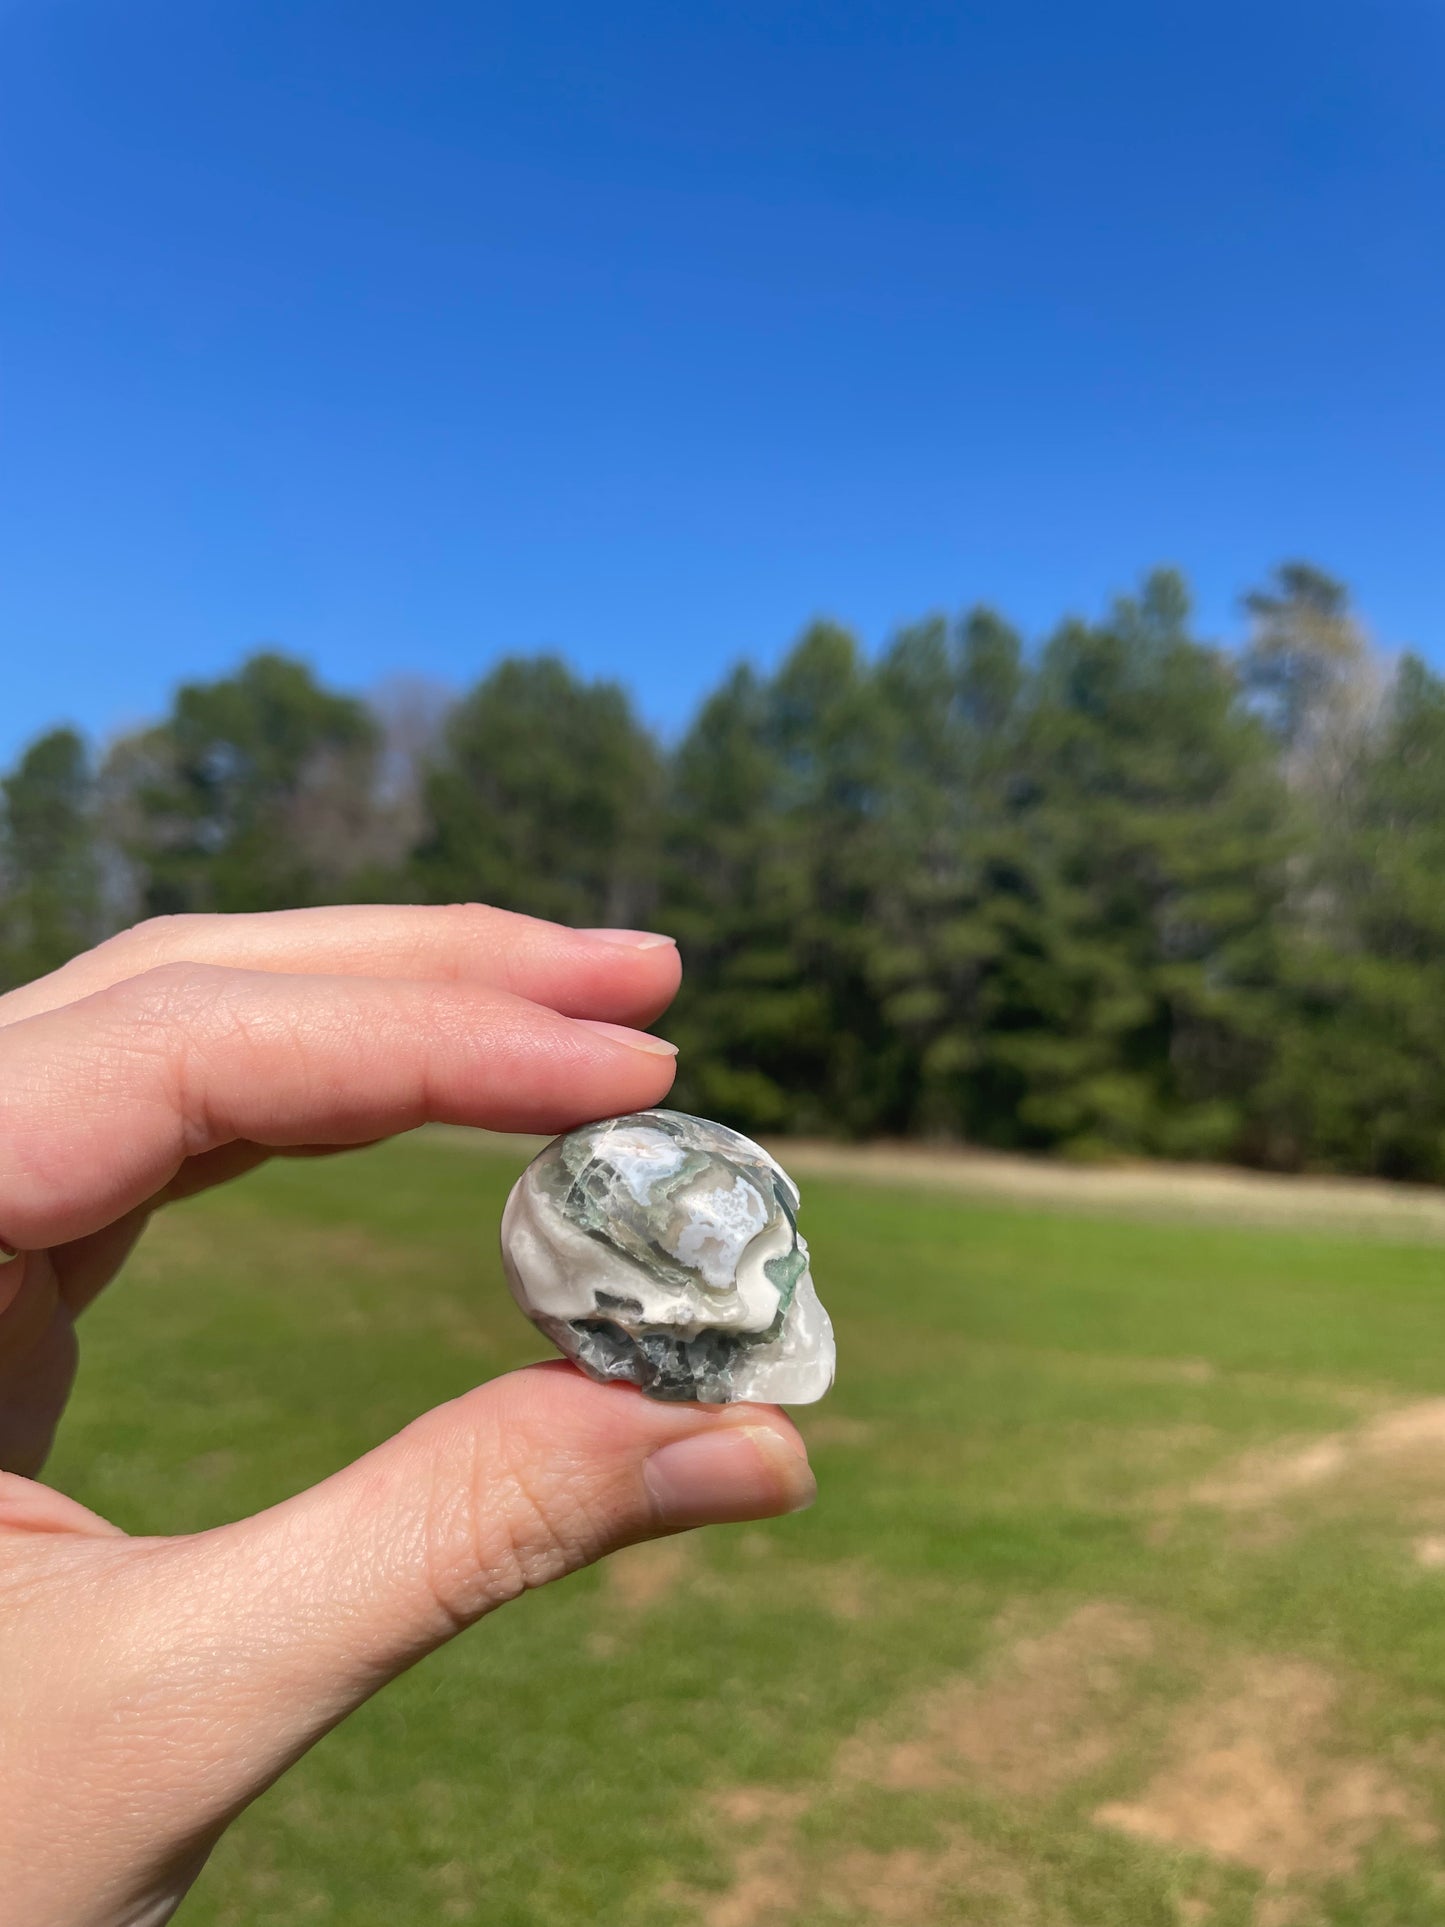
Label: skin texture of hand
xmin=0 ymin=907 xmax=816 ymax=1927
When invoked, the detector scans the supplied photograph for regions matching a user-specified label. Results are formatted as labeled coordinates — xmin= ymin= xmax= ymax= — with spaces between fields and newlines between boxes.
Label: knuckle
xmin=425 ymin=904 xmax=493 ymax=980
xmin=497 ymin=1459 xmax=608 ymax=1591
xmin=419 ymin=1398 xmax=615 ymax=1627
xmin=94 ymin=914 xmax=206 ymax=971
xmin=107 ymin=960 xmax=225 ymax=1030
xmin=98 ymin=965 xmax=244 ymax=1156
xmin=128 ymin=912 xmax=200 ymax=949
xmin=0 ymin=959 xmax=247 ymax=1240
xmin=438 ymin=903 xmax=508 ymax=968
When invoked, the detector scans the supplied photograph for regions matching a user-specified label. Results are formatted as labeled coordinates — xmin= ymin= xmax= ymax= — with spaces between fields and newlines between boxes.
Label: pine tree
xmin=984 ymin=572 xmax=1292 ymax=1159
xmin=861 ymin=608 xmax=1029 ymax=1137
xmin=1262 ymin=654 xmax=1445 ymax=1178
xmin=665 ymin=623 xmax=889 ymax=1135
xmin=0 ymin=728 xmax=102 ymax=987
xmin=410 ymin=656 xmax=662 ymax=927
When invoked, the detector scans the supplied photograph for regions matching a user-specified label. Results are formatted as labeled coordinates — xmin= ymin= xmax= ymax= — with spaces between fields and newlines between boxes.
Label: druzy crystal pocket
xmin=500 ymin=1110 xmax=835 ymax=1404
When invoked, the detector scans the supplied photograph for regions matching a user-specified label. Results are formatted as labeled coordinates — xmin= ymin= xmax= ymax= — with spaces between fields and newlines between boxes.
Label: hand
xmin=0 ymin=907 xmax=816 ymax=1927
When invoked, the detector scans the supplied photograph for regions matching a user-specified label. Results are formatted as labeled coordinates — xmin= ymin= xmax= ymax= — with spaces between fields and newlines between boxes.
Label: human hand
xmin=0 ymin=908 xmax=816 ymax=1927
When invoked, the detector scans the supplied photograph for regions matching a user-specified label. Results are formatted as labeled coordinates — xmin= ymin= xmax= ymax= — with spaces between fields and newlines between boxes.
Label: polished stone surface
xmin=501 ymin=1109 xmax=835 ymax=1404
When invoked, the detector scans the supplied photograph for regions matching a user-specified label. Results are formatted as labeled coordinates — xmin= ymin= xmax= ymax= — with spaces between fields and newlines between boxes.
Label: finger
xmin=0 ymin=964 xmax=677 ymax=1250
xmin=12 ymin=1365 xmax=814 ymax=1910
xmin=46 ymin=1205 xmax=154 ymax=1319
xmin=0 ymin=1253 xmax=79 ymax=1475
xmin=0 ymin=905 xmax=680 ymax=1030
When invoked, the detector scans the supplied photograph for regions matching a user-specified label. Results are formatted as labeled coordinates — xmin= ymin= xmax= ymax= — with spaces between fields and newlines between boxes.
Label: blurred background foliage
xmin=6 ymin=559 xmax=1445 ymax=1180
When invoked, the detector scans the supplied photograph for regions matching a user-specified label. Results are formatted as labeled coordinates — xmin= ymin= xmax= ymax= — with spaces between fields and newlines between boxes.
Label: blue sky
xmin=2 ymin=0 xmax=1442 ymax=764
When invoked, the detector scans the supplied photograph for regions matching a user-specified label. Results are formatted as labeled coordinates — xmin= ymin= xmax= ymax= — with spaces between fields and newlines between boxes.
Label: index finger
xmin=0 ymin=905 xmax=680 ymax=1030
xmin=0 ymin=963 xmax=678 ymax=1251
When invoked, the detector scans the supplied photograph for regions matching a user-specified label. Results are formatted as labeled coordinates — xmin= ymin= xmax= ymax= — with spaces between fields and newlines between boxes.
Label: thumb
xmin=20 ymin=1364 xmax=814 ymax=1920
xmin=193 ymin=1360 xmax=815 ymax=1719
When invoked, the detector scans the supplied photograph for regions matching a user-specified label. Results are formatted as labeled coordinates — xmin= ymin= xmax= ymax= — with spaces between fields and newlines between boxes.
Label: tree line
xmin=5 ymin=562 xmax=1445 ymax=1180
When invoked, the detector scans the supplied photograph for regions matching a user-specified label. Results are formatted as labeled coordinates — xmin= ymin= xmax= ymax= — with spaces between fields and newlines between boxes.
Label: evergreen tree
xmin=861 ymin=608 xmax=1029 ymax=1136
xmin=0 ymin=728 xmax=101 ymax=987
xmin=1262 ymin=654 xmax=1445 ymax=1178
xmin=410 ymin=656 xmax=662 ymax=927
xmin=4 ymin=559 xmax=1432 ymax=1182
xmin=108 ymin=653 xmax=381 ymax=916
xmin=665 ymin=623 xmax=889 ymax=1135
xmin=983 ymin=572 xmax=1292 ymax=1159
xmin=663 ymin=664 xmax=803 ymax=1128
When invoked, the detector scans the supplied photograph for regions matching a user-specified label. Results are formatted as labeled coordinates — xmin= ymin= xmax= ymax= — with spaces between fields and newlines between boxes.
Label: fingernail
xmin=578 ymin=928 xmax=677 ymax=951
xmin=644 ymin=1425 xmax=817 ymax=1528
xmin=0 ymin=1241 xmax=19 ymax=1267
xmin=575 ymin=1019 xmax=678 ymax=1057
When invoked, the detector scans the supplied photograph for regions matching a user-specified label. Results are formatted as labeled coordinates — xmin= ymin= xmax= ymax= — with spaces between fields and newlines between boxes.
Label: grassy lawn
xmin=45 ymin=1132 xmax=1445 ymax=1926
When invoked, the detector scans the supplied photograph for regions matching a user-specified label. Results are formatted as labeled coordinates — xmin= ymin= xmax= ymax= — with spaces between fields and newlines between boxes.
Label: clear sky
xmin=2 ymin=0 xmax=1442 ymax=764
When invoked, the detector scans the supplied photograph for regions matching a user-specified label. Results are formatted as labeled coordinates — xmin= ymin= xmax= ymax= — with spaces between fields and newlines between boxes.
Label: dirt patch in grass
xmin=604 ymin=1535 xmax=696 ymax=1612
xmin=831 ymin=1833 xmax=1036 ymax=1925
xmin=599 ymin=1532 xmax=892 ymax=1640
xmin=1191 ymin=1398 xmax=1445 ymax=1513
xmin=1192 ymin=1436 xmax=1356 ymax=1511
xmin=810 ymin=1559 xmax=877 ymax=1622
xmin=695 ymin=1798 xmax=1028 ymax=1927
xmin=1095 ymin=1657 xmax=1434 ymax=1884
xmin=687 ymin=1603 xmax=1155 ymax=1925
xmin=691 ymin=1599 xmax=1437 ymax=1926
xmin=839 ymin=1601 xmax=1156 ymax=1798
xmin=694 ymin=1791 xmax=811 ymax=1927
xmin=799 ymin=1413 xmax=876 ymax=1447
xmin=712 ymin=1788 xmax=813 ymax=1827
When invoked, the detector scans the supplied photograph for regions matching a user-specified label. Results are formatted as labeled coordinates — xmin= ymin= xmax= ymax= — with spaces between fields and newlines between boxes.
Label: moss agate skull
xmin=501 ymin=1110 xmax=835 ymax=1404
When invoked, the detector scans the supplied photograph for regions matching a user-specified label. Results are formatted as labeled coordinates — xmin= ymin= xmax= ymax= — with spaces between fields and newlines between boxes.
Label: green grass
xmin=46 ymin=1134 xmax=1445 ymax=1925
